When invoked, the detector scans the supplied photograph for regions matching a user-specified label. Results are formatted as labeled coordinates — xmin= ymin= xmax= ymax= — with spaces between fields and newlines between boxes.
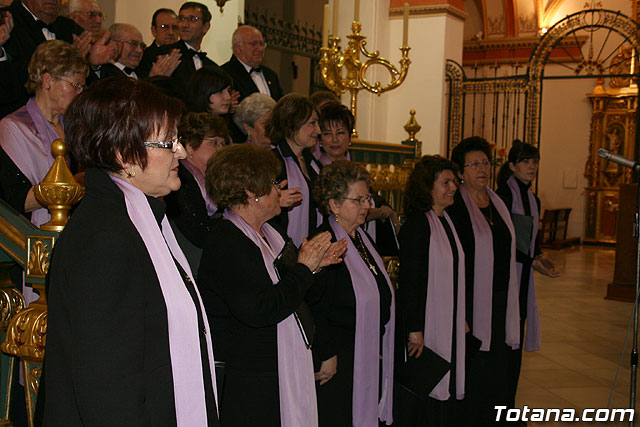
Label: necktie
xmin=187 ymin=49 xmax=207 ymax=60
xmin=250 ymin=67 xmax=262 ymax=74
xmin=36 ymin=20 xmax=53 ymax=32
xmin=123 ymin=67 xmax=134 ymax=75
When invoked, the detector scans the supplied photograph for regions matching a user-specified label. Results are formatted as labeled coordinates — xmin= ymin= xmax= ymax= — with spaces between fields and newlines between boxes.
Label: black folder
xmin=511 ymin=213 xmax=534 ymax=254
xmin=273 ymin=239 xmax=315 ymax=349
xmin=395 ymin=344 xmax=451 ymax=400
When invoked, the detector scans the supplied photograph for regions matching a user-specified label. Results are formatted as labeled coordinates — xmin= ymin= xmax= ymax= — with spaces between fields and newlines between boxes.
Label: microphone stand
xmin=597 ymin=149 xmax=640 ymax=426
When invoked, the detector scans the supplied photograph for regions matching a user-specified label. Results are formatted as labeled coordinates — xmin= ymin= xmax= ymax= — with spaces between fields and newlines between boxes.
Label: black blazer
xmin=138 ymin=40 xmax=217 ymax=88
xmin=44 ymin=168 xmax=182 ymax=426
xmin=221 ymin=55 xmax=283 ymax=102
xmin=0 ymin=0 xmax=83 ymax=117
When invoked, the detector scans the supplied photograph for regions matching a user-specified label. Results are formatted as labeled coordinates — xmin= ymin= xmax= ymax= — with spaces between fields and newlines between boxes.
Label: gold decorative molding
xmin=2 ymin=302 xmax=47 ymax=362
xmin=26 ymin=237 xmax=55 ymax=280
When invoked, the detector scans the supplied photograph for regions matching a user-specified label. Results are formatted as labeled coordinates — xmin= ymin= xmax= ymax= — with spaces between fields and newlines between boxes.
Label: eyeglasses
xmin=74 ymin=10 xmax=105 ymax=19
xmin=158 ymin=24 xmax=180 ymax=31
xmin=246 ymin=40 xmax=267 ymax=48
xmin=56 ymin=77 xmax=86 ymax=91
xmin=464 ymin=160 xmax=491 ymax=170
xmin=202 ymin=137 xmax=228 ymax=148
xmin=144 ymin=138 xmax=181 ymax=152
xmin=178 ymin=15 xmax=202 ymax=23
xmin=344 ymin=194 xmax=372 ymax=206
xmin=113 ymin=39 xmax=146 ymax=50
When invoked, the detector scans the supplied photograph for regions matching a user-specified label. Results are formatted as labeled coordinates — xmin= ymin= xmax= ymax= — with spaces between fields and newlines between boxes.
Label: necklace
xmin=354 ymin=231 xmax=378 ymax=275
xmin=482 ymin=204 xmax=494 ymax=226
xmin=47 ymin=119 xmax=60 ymax=127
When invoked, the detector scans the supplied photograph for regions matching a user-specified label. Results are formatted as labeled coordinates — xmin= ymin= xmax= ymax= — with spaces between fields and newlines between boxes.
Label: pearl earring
xmin=255 ymin=197 xmax=259 ymax=202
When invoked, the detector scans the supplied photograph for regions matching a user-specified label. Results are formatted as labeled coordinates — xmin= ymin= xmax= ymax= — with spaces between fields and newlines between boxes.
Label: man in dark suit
xmin=140 ymin=8 xmax=179 ymax=74
xmin=221 ymin=25 xmax=283 ymax=103
xmin=138 ymin=2 xmax=216 ymax=88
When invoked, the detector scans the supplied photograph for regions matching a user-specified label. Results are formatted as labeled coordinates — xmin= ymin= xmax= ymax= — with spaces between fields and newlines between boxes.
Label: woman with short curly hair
xmin=198 ymin=144 xmax=346 ymax=426
xmin=308 ymin=160 xmax=395 ymax=426
xmin=0 ymin=40 xmax=88 ymax=228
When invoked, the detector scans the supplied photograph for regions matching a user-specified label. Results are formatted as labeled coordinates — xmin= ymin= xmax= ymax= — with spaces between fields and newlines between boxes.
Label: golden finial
xmin=32 ymin=138 xmax=85 ymax=231
xmin=404 ymin=109 xmax=421 ymax=142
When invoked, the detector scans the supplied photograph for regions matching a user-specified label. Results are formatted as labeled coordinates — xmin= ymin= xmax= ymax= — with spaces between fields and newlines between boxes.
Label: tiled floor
xmin=516 ymin=245 xmax=637 ymax=425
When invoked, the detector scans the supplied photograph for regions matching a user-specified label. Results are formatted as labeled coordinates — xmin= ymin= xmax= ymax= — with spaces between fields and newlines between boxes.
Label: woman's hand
xmin=533 ymin=256 xmax=560 ymax=278
xmin=407 ymin=332 xmax=424 ymax=358
xmin=298 ymin=232 xmax=332 ymax=272
xmin=318 ymin=238 xmax=347 ymax=269
xmin=278 ymin=180 xmax=303 ymax=208
xmin=314 ymin=355 xmax=337 ymax=385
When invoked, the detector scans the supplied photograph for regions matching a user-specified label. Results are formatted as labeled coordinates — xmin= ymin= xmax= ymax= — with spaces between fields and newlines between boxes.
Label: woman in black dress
xmin=394 ymin=155 xmax=466 ymax=426
xmin=44 ymin=78 xmax=219 ymax=426
xmin=309 ymin=160 xmax=395 ymax=426
xmin=198 ymin=144 xmax=346 ymax=426
xmin=496 ymin=141 xmax=558 ymax=412
xmin=267 ymin=94 xmax=322 ymax=246
xmin=447 ymin=137 xmax=520 ymax=426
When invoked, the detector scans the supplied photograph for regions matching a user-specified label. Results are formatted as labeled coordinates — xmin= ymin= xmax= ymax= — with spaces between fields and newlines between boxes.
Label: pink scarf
xmin=223 ymin=209 xmax=318 ymax=427
xmin=328 ymin=216 xmax=395 ymax=426
xmin=0 ymin=97 xmax=59 ymax=227
xmin=110 ymin=176 xmax=218 ymax=426
xmin=507 ymin=176 xmax=541 ymax=351
xmin=424 ymin=210 xmax=466 ymax=400
xmin=459 ymin=185 xmax=520 ymax=351
xmin=180 ymin=159 xmax=217 ymax=216
xmin=277 ymin=145 xmax=321 ymax=246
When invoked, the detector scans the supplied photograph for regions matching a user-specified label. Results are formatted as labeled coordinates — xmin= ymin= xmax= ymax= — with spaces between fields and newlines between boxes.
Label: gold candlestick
xmin=320 ymin=20 xmax=411 ymax=138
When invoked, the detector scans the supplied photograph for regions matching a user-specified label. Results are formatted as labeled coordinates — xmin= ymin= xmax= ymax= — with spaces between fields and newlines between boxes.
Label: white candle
xmin=354 ymin=0 xmax=360 ymax=22
xmin=403 ymin=3 xmax=409 ymax=46
xmin=322 ymin=4 xmax=329 ymax=47
xmin=332 ymin=0 xmax=339 ymax=36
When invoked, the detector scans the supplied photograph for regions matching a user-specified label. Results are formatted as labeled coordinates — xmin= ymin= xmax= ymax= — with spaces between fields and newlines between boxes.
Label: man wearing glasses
xmin=139 ymin=2 xmax=217 ymax=88
xmin=68 ymin=0 xmax=103 ymax=41
xmin=101 ymin=23 xmax=145 ymax=79
xmin=222 ymin=25 xmax=283 ymax=103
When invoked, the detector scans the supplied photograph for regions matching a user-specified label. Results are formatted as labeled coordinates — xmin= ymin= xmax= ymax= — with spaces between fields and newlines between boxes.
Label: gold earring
xmin=126 ymin=169 xmax=136 ymax=178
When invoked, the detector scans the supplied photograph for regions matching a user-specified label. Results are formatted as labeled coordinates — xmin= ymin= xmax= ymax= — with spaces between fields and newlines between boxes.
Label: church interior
xmin=1 ymin=0 xmax=640 ymax=425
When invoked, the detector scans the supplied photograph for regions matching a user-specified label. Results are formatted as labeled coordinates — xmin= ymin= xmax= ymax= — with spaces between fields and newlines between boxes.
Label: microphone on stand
xmin=597 ymin=148 xmax=639 ymax=170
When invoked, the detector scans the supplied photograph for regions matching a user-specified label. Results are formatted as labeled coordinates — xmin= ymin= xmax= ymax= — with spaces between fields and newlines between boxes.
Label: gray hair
xmin=108 ymin=23 xmax=139 ymax=41
xmin=68 ymin=0 xmax=101 ymax=13
xmin=231 ymin=25 xmax=261 ymax=47
xmin=233 ymin=93 xmax=276 ymax=133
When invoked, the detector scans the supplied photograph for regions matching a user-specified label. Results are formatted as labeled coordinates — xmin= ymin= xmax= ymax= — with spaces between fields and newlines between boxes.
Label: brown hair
xmin=313 ymin=160 xmax=370 ymax=216
xmin=65 ymin=77 xmax=183 ymax=173
xmin=265 ymin=93 xmax=318 ymax=145
xmin=26 ymin=40 xmax=89 ymax=94
xmin=178 ymin=112 xmax=229 ymax=150
xmin=205 ymin=144 xmax=281 ymax=209
xmin=404 ymin=155 xmax=456 ymax=214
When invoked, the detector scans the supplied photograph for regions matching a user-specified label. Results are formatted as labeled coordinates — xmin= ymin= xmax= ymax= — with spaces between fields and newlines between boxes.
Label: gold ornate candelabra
xmin=320 ymin=6 xmax=411 ymax=138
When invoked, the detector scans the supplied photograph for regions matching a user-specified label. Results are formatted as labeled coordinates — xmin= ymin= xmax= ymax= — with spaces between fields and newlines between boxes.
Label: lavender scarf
xmin=223 ymin=210 xmax=318 ymax=427
xmin=0 ymin=98 xmax=59 ymax=227
xmin=507 ymin=176 xmax=541 ymax=351
xmin=110 ymin=176 xmax=218 ymax=425
xmin=277 ymin=145 xmax=321 ymax=246
xmin=180 ymin=159 xmax=217 ymax=216
xmin=459 ymin=185 xmax=520 ymax=351
xmin=424 ymin=210 xmax=466 ymax=400
xmin=328 ymin=216 xmax=395 ymax=426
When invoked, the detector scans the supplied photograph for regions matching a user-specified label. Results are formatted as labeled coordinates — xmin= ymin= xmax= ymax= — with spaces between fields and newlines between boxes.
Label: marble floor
xmin=516 ymin=245 xmax=637 ymax=426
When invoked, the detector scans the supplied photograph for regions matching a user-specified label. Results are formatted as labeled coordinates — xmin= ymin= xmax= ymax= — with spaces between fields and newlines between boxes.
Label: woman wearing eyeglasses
xmin=0 ymin=40 xmax=87 ymax=228
xmin=164 ymin=112 xmax=229 ymax=274
xmin=44 ymin=78 xmax=220 ymax=425
xmin=307 ymin=160 xmax=395 ymax=426
xmin=446 ymin=136 xmax=520 ymax=426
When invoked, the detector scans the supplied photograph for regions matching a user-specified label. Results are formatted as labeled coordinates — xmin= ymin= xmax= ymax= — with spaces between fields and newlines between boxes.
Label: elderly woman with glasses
xmin=447 ymin=136 xmax=520 ymax=426
xmin=307 ymin=160 xmax=395 ymax=426
xmin=44 ymin=77 xmax=219 ymax=425
xmin=197 ymin=144 xmax=346 ymax=426
xmin=0 ymin=40 xmax=87 ymax=228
